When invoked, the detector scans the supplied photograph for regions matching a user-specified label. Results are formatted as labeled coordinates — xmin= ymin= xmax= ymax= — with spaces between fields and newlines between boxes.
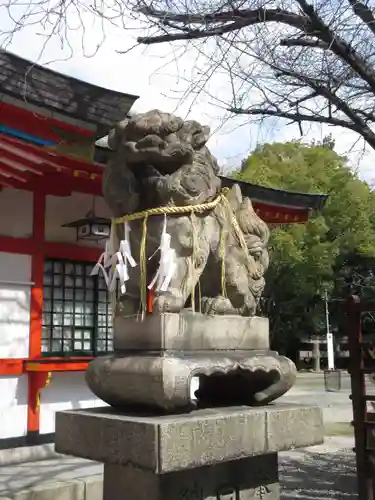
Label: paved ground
xmin=280 ymin=438 xmax=356 ymax=499
xmin=0 ymin=372 xmax=360 ymax=499
xmin=281 ymin=372 xmax=355 ymax=436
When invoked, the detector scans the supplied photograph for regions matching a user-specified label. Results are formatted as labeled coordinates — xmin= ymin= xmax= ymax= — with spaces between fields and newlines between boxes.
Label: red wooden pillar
xmin=27 ymin=190 xmax=46 ymax=439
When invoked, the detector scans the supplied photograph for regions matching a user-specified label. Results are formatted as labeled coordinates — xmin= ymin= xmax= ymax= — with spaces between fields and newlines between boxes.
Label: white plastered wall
xmin=0 ymin=189 xmax=33 ymax=439
xmin=39 ymin=372 xmax=107 ymax=434
xmin=0 ymin=188 xmax=33 ymax=238
xmin=0 ymin=252 xmax=32 ymax=359
xmin=42 ymin=192 xmax=110 ymax=433
xmin=0 ymin=375 xmax=28 ymax=439
xmin=45 ymin=192 xmax=110 ymax=248
xmin=0 ymin=251 xmax=32 ymax=440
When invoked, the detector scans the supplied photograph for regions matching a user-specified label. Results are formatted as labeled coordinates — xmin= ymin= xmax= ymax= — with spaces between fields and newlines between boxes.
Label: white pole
xmin=325 ymin=290 xmax=335 ymax=370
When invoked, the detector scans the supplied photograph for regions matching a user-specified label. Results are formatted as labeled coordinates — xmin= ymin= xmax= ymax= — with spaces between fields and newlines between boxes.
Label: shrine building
xmin=0 ymin=49 xmax=327 ymax=451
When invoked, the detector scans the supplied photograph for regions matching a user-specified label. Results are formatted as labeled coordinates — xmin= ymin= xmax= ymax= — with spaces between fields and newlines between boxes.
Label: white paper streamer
xmin=91 ymin=221 xmax=137 ymax=293
xmin=90 ymin=239 xmax=114 ymax=286
xmin=148 ymin=215 xmax=176 ymax=292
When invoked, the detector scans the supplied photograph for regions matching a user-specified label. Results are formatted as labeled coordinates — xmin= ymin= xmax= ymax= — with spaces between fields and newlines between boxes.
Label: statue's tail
xmin=225 ymin=184 xmax=270 ymax=250
xmin=227 ymin=185 xmax=270 ymax=282
xmin=235 ymin=196 xmax=270 ymax=250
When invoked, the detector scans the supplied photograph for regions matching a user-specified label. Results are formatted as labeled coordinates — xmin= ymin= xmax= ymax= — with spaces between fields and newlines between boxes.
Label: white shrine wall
xmin=0 ymin=189 xmax=32 ymax=440
xmin=39 ymin=372 xmax=107 ymax=435
xmin=0 ymin=188 xmax=33 ymax=238
xmin=0 ymin=189 xmax=110 ymax=443
xmin=42 ymin=191 xmax=110 ymax=434
xmin=0 ymin=375 xmax=28 ymax=440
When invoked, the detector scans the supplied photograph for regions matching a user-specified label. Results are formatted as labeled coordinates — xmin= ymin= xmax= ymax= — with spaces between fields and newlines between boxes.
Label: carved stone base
xmin=85 ymin=351 xmax=296 ymax=411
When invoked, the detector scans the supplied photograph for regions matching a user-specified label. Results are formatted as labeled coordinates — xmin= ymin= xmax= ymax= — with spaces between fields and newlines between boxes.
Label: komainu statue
xmin=88 ymin=110 xmax=296 ymax=411
xmin=101 ymin=109 xmax=269 ymax=317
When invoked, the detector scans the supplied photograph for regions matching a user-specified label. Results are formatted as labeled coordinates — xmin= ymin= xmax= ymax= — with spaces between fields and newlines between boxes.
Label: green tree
xmin=236 ymin=139 xmax=375 ymax=359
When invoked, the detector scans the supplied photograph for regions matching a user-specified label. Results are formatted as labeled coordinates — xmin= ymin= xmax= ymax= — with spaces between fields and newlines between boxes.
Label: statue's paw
xmin=201 ymin=296 xmax=240 ymax=315
xmin=154 ymin=292 xmax=185 ymax=313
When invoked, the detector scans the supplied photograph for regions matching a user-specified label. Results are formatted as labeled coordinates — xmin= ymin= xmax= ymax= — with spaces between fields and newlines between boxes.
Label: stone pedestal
xmin=55 ymin=404 xmax=324 ymax=500
xmin=85 ymin=313 xmax=297 ymax=411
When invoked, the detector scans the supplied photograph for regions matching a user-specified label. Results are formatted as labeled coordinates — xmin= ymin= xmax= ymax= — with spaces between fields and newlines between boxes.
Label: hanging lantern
xmin=63 ymin=210 xmax=111 ymax=242
xmin=63 ymin=196 xmax=111 ymax=242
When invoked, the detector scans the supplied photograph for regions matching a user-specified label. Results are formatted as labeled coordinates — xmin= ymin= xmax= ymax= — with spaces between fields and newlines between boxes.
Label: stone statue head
xmin=107 ymin=109 xmax=214 ymax=174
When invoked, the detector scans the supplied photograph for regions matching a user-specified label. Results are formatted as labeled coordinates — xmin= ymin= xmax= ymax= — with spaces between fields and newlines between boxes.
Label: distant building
xmin=298 ymin=335 xmax=350 ymax=369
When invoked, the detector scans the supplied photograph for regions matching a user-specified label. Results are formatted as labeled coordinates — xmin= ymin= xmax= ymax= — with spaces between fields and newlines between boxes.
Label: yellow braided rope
xmin=197 ymin=279 xmax=202 ymax=313
xmin=111 ymin=187 xmax=260 ymax=315
xmin=139 ymin=215 xmax=149 ymax=319
xmin=190 ymin=211 xmax=199 ymax=313
xmin=220 ymin=228 xmax=227 ymax=298
xmin=113 ymin=188 xmax=231 ymax=224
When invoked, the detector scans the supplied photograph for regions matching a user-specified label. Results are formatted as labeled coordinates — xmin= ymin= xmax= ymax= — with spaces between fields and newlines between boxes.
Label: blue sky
xmin=3 ymin=10 xmax=375 ymax=184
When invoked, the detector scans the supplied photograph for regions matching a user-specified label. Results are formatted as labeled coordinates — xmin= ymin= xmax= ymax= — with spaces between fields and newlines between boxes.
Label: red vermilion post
xmin=27 ymin=190 xmax=46 ymax=436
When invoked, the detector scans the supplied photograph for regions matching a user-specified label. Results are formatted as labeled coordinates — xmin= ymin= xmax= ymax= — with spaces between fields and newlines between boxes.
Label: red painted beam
xmin=0 ymin=143 xmax=58 ymax=175
xmin=0 ymin=173 xmax=26 ymax=189
xmin=0 ymin=359 xmax=24 ymax=375
xmin=0 ymin=357 xmax=95 ymax=375
xmin=0 ymin=136 xmax=103 ymax=185
xmin=0 ymin=234 xmax=102 ymax=262
xmin=1 ymin=134 xmax=103 ymax=175
xmin=0 ymin=173 xmax=102 ymax=197
xmin=0 ymin=235 xmax=36 ymax=254
xmin=33 ymin=173 xmax=102 ymax=196
xmin=25 ymin=360 xmax=91 ymax=372
xmin=253 ymin=201 xmax=309 ymax=224
xmin=0 ymin=137 xmax=63 ymax=175
xmin=0 ymin=101 xmax=95 ymax=141
xmin=45 ymin=241 xmax=101 ymax=262
xmin=0 ymin=161 xmax=29 ymax=182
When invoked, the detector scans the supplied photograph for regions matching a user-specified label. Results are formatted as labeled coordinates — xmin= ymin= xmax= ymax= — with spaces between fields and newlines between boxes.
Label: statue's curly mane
xmin=103 ymin=110 xmax=221 ymax=215
xmin=107 ymin=109 xmax=218 ymax=175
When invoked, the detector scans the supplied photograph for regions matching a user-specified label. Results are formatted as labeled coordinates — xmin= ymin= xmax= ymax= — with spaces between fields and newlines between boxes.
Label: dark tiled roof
xmin=0 ymin=50 xmax=139 ymax=133
xmin=220 ymin=176 xmax=328 ymax=211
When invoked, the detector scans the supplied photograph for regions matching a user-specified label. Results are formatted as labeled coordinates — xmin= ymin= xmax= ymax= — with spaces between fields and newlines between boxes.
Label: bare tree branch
xmin=280 ymin=38 xmax=328 ymax=49
xmin=228 ymin=106 xmax=357 ymax=129
xmin=4 ymin=0 xmax=375 ymax=157
xmin=349 ymin=0 xmax=375 ymax=37
xmin=137 ymin=7 xmax=311 ymax=44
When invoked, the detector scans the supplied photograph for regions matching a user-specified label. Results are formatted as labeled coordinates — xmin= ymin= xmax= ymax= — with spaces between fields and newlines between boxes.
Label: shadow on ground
xmin=280 ymin=450 xmax=356 ymax=499
xmin=0 ymin=457 xmax=100 ymax=496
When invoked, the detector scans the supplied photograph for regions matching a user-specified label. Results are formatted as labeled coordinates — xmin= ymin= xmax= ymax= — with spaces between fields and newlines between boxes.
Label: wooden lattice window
xmin=41 ymin=259 xmax=113 ymax=356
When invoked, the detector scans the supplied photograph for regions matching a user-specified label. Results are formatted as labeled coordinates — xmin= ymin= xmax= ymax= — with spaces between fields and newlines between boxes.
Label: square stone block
xmin=114 ymin=313 xmax=269 ymax=351
xmin=55 ymin=404 xmax=323 ymax=474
